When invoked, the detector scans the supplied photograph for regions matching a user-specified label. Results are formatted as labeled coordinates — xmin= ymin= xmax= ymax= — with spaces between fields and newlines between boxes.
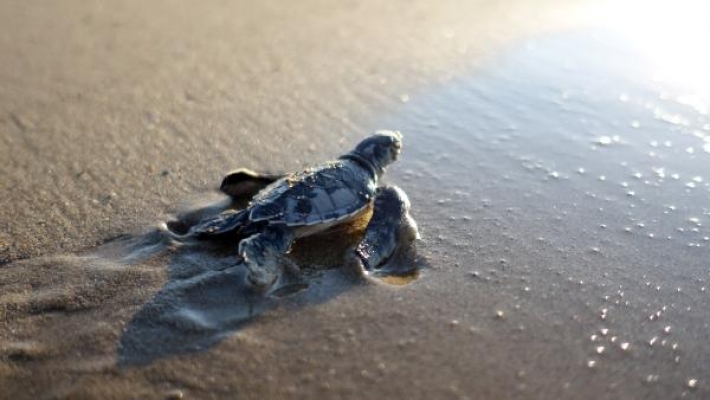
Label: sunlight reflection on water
xmin=591 ymin=0 xmax=710 ymax=97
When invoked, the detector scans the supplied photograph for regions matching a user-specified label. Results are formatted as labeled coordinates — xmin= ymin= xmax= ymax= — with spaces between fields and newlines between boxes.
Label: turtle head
xmin=347 ymin=131 xmax=403 ymax=177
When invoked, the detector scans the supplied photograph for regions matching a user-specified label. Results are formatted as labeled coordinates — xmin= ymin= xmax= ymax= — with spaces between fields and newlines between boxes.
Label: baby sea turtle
xmin=188 ymin=131 xmax=420 ymax=289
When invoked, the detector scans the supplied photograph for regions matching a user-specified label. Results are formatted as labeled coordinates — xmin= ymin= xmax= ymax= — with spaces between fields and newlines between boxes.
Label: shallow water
xmin=383 ymin=29 xmax=710 ymax=398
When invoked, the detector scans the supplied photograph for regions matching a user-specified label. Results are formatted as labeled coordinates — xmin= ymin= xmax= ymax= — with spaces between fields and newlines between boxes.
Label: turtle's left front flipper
xmin=354 ymin=186 xmax=420 ymax=277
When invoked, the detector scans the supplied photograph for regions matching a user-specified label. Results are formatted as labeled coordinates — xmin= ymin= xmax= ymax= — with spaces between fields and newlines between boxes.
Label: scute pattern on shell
xmin=249 ymin=161 xmax=375 ymax=226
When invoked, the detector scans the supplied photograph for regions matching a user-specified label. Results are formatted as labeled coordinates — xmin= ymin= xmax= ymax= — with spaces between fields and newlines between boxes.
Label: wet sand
xmin=3 ymin=1 xmax=710 ymax=399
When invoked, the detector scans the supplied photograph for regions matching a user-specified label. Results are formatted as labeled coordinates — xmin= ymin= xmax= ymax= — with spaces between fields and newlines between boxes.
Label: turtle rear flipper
xmin=188 ymin=209 xmax=253 ymax=239
xmin=220 ymin=169 xmax=284 ymax=200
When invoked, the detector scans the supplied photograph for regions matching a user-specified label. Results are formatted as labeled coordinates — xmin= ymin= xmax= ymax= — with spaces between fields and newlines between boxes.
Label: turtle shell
xmin=248 ymin=160 xmax=376 ymax=226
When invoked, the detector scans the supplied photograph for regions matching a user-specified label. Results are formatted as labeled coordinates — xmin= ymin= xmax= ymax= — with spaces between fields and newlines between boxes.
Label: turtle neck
xmin=339 ymin=152 xmax=380 ymax=182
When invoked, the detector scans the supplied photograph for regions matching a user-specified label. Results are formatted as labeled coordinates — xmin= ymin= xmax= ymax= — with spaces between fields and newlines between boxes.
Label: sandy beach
xmin=2 ymin=1 xmax=710 ymax=399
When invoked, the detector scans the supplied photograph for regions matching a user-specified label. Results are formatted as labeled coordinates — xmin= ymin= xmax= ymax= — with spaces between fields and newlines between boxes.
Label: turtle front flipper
xmin=220 ymin=169 xmax=285 ymax=200
xmin=354 ymin=186 xmax=420 ymax=277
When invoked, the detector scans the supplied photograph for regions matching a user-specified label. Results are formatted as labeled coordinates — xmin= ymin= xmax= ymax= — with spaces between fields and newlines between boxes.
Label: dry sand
xmin=3 ymin=1 xmax=710 ymax=399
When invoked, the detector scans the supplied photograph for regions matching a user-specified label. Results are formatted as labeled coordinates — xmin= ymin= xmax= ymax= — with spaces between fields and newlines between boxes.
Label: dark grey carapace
xmin=188 ymin=131 xmax=419 ymax=289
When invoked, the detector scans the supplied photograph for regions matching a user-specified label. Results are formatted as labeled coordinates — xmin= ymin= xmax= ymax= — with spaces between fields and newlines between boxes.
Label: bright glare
xmin=592 ymin=0 xmax=710 ymax=95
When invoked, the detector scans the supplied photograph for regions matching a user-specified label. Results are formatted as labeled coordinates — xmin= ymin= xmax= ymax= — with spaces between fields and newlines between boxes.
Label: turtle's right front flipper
xmin=354 ymin=186 xmax=420 ymax=277
xmin=220 ymin=169 xmax=285 ymax=200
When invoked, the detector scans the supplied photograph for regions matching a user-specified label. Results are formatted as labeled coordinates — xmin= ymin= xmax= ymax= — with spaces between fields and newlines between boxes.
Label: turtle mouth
xmin=393 ymin=141 xmax=402 ymax=153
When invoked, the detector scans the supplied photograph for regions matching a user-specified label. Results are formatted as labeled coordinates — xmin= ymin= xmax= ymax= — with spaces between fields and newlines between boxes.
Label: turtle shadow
xmin=115 ymin=230 xmax=365 ymax=367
